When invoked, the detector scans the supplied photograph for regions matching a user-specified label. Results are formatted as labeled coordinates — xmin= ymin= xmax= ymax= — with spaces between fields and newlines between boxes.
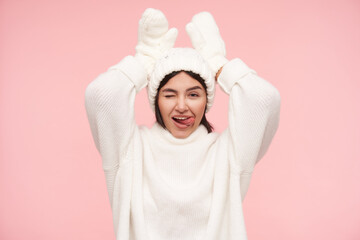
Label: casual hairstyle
xmin=155 ymin=70 xmax=214 ymax=133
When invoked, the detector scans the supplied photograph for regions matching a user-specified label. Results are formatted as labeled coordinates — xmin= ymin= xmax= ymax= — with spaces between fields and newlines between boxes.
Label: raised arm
xmin=85 ymin=56 xmax=146 ymax=167
xmin=217 ymin=59 xmax=281 ymax=172
xmin=217 ymin=59 xmax=280 ymax=199
xmin=85 ymin=8 xmax=177 ymax=203
xmin=187 ymin=12 xmax=281 ymax=199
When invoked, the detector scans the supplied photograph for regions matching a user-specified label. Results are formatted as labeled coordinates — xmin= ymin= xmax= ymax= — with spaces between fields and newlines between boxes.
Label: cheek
xmin=192 ymin=99 xmax=207 ymax=115
xmin=158 ymin=98 xmax=173 ymax=116
xmin=158 ymin=99 xmax=166 ymax=117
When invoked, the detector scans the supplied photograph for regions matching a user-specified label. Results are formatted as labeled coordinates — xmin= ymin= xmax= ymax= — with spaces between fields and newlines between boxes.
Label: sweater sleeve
xmin=84 ymin=56 xmax=147 ymax=199
xmin=217 ymin=58 xmax=281 ymax=174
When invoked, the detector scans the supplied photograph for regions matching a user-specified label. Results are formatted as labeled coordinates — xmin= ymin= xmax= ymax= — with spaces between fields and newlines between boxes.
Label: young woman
xmin=85 ymin=8 xmax=281 ymax=240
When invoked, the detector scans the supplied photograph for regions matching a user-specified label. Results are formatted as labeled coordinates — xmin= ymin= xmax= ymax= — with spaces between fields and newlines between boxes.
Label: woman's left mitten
xmin=186 ymin=12 xmax=228 ymax=76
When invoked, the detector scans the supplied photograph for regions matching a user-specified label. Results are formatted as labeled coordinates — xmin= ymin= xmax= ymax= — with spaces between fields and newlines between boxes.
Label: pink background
xmin=1 ymin=0 xmax=359 ymax=239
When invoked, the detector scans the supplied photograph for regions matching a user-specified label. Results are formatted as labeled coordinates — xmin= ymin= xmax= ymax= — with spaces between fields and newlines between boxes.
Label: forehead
xmin=161 ymin=72 xmax=205 ymax=91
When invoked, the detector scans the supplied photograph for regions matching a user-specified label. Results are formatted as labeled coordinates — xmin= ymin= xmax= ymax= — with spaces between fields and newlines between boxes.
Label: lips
xmin=172 ymin=115 xmax=195 ymax=129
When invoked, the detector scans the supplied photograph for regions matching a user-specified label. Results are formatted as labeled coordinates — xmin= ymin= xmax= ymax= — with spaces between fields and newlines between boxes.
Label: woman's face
xmin=158 ymin=71 xmax=207 ymax=139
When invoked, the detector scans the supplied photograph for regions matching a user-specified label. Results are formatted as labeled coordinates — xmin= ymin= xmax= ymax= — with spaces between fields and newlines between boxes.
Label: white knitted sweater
xmin=85 ymin=56 xmax=281 ymax=240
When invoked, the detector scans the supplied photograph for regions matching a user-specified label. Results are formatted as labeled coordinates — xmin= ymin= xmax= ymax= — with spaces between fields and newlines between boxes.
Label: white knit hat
xmin=148 ymin=47 xmax=215 ymax=112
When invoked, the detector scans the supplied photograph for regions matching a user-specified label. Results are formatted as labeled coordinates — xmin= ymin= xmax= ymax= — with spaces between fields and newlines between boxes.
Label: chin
xmin=171 ymin=130 xmax=191 ymax=139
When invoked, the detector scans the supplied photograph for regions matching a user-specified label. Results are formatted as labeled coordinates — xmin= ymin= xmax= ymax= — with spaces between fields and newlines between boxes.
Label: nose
xmin=175 ymin=96 xmax=188 ymax=112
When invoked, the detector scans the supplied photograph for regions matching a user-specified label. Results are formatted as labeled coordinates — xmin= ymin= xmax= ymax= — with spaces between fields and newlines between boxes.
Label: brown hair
xmin=154 ymin=70 xmax=214 ymax=133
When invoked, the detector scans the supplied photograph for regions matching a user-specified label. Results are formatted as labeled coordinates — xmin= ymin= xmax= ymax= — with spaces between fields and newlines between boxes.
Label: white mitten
xmin=135 ymin=8 xmax=178 ymax=77
xmin=186 ymin=12 xmax=228 ymax=76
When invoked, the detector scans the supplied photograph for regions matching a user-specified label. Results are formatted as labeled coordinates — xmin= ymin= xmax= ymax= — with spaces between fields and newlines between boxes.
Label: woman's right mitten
xmin=135 ymin=8 xmax=178 ymax=77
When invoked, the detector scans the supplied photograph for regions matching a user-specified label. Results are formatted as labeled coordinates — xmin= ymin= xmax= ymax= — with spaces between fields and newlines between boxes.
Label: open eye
xmin=189 ymin=93 xmax=199 ymax=97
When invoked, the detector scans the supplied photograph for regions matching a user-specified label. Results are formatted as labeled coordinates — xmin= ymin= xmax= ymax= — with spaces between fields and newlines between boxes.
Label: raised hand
xmin=186 ymin=12 xmax=228 ymax=77
xmin=135 ymin=8 xmax=178 ymax=77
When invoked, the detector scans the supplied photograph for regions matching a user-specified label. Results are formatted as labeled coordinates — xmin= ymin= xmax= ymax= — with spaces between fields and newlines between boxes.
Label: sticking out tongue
xmin=173 ymin=117 xmax=195 ymax=126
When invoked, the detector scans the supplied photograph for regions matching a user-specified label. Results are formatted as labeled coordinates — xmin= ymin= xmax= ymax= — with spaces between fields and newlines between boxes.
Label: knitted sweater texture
xmin=85 ymin=56 xmax=281 ymax=240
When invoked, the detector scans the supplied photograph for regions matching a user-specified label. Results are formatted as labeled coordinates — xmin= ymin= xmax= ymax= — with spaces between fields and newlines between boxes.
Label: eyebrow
xmin=161 ymin=86 xmax=204 ymax=93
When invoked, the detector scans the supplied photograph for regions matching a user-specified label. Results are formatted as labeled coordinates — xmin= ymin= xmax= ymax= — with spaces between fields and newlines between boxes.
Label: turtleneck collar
xmin=150 ymin=123 xmax=209 ymax=145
